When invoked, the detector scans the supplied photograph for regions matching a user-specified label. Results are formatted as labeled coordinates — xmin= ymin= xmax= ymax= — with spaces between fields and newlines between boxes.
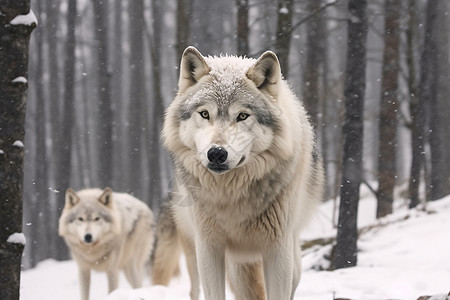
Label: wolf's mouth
xmin=237 ymin=156 xmax=245 ymax=166
xmin=207 ymin=163 xmax=229 ymax=174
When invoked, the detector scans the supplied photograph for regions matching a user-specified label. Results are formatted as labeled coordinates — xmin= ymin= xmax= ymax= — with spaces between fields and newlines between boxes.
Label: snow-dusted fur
xmin=58 ymin=188 xmax=154 ymax=300
xmin=154 ymin=47 xmax=324 ymax=300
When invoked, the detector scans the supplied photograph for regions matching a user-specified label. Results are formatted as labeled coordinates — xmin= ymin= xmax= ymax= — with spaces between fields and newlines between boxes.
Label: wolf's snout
xmin=84 ymin=233 xmax=93 ymax=243
xmin=207 ymin=147 xmax=228 ymax=164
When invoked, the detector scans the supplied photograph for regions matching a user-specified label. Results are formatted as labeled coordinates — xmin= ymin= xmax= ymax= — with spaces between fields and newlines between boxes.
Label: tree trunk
xmin=112 ymin=0 xmax=124 ymax=191
xmin=176 ymin=0 xmax=192 ymax=65
xmin=92 ymin=0 xmax=113 ymax=188
xmin=147 ymin=0 xmax=164 ymax=210
xmin=29 ymin=0 xmax=49 ymax=267
xmin=303 ymin=0 xmax=325 ymax=129
xmin=275 ymin=0 xmax=294 ymax=77
xmin=426 ymin=0 xmax=449 ymax=200
xmin=236 ymin=0 xmax=249 ymax=56
xmin=53 ymin=0 xmax=77 ymax=261
xmin=127 ymin=0 xmax=146 ymax=199
xmin=376 ymin=0 xmax=400 ymax=218
xmin=407 ymin=0 xmax=423 ymax=209
xmin=333 ymin=0 xmax=368 ymax=270
xmin=435 ymin=0 xmax=450 ymax=198
xmin=0 ymin=1 xmax=36 ymax=297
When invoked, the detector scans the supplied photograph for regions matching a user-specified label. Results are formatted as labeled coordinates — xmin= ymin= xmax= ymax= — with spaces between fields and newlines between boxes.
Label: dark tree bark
xmin=236 ymin=0 xmax=249 ymax=56
xmin=0 ymin=1 xmax=36 ymax=297
xmin=147 ymin=0 xmax=164 ymax=210
xmin=376 ymin=0 xmax=401 ymax=218
xmin=176 ymin=0 xmax=192 ymax=65
xmin=30 ymin=0 xmax=50 ymax=267
xmin=275 ymin=0 xmax=294 ymax=77
xmin=127 ymin=0 xmax=146 ymax=199
xmin=53 ymin=0 xmax=78 ymax=261
xmin=407 ymin=0 xmax=423 ymax=209
xmin=92 ymin=0 xmax=113 ymax=188
xmin=424 ymin=0 xmax=449 ymax=201
xmin=112 ymin=0 xmax=124 ymax=191
xmin=303 ymin=0 xmax=325 ymax=129
xmin=333 ymin=0 xmax=368 ymax=270
xmin=435 ymin=0 xmax=450 ymax=198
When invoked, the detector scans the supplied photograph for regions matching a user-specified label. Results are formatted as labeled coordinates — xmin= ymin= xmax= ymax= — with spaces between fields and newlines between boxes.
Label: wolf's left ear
xmin=99 ymin=187 xmax=113 ymax=207
xmin=178 ymin=46 xmax=210 ymax=93
xmin=246 ymin=51 xmax=281 ymax=97
xmin=65 ymin=188 xmax=80 ymax=208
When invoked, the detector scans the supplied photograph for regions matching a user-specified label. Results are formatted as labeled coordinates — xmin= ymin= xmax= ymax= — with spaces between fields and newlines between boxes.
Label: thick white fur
xmin=58 ymin=188 xmax=154 ymax=300
xmin=162 ymin=47 xmax=324 ymax=300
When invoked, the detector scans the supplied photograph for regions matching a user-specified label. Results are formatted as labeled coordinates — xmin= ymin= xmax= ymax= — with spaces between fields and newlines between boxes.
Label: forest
xmin=0 ymin=0 xmax=449 ymax=298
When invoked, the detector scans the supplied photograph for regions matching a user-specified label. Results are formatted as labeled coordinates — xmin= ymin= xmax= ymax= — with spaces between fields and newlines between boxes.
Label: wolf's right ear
xmin=178 ymin=46 xmax=210 ymax=93
xmin=246 ymin=51 xmax=281 ymax=97
xmin=99 ymin=187 xmax=113 ymax=207
xmin=65 ymin=188 xmax=80 ymax=208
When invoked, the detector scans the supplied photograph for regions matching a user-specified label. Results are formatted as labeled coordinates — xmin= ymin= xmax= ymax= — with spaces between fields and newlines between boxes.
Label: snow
xmin=7 ymin=233 xmax=26 ymax=245
xmin=13 ymin=140 xmax=24 ymax=147
xmin=9 ymin=10 xmax=38 ymax=26
xmin=279 ymin=7 xmax=289 ymax=15
xmin=12 ymin=76 xmax=28 ymax=83
xmin=21 ymin=195 xmax=450 ymax=300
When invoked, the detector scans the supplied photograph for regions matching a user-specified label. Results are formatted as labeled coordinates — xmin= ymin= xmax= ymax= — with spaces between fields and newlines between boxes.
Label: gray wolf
xmin=152 ymin=46 xmax=324 ymax=300
xmin=58 ymin=187 xmax=154 ymax=300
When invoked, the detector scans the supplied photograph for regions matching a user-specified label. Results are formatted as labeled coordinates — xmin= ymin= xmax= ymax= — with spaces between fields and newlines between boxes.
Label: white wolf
xmin=58 ymin=187 xmax=154 ymax=300
xmin=152 ymin=46 xmax=324 ymax=300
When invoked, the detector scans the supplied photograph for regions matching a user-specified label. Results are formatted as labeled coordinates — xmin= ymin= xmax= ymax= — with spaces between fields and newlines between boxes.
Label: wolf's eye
xmin=237 ymin=113 xmax=250 ymax=122
xmin=78 ymin=217 xmax=84 ymax=222
xmin=94 ymin=217 xmax=100 ymax=222
xmin=199 ymin=110 xmax=210 ymax=120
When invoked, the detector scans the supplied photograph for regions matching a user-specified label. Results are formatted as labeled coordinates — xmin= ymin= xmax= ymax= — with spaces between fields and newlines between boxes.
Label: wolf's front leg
xmin=263 ymin=241 xmax=294 ymax=300
xmin=78 ymin=267 xmax=90 ymax=300
xmin=196 ymin=240 xmax=225 ymax=300
xmin=106 ymin=268 xmax=119 ymax=293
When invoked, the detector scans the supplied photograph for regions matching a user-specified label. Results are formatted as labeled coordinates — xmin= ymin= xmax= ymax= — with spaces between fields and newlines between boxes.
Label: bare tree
xmin=333 ymin=0 xmax=368 ymax=270
xmin=0 ymin=1 xmax=36 ymax=297
xmin=127 ymin=0 xmax=146 ymax=200
xmin=146 ymin=0 xmax=164 ymax=210
xmin=425 ymin=0 xmax=450 ymax=200
xmin=407 ymin=0 xmax=423 ymax=209
xmin=176 ymin=0 xmax=192 ymax=64
xmin=376 ymin=0 xmax=400 ymax=218
xmin=92 ymin=0 xmax=113 ymax=188
xmin=303 ymin=0 xmax=326 ymax=129
xmin=275 ymin=0 xmax=294 ymax=76
xmin=54 ymin=0 xmax=78 ymax=261
xmin=236 ymin=0 xmax=249 ymax=56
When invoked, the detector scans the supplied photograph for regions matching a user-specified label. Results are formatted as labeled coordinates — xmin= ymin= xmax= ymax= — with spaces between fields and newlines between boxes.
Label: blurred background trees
xmin=22 ymin=0 xmax=450 ymax=269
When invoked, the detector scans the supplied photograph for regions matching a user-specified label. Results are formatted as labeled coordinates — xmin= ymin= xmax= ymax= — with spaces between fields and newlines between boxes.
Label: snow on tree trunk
xmin=0 ymin=1 xmax=36 ymax=298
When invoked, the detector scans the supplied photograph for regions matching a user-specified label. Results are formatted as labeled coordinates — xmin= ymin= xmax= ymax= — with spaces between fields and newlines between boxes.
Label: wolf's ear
xmin=99 ymin=187 xmax=113 ymax=207
xmin=65 ymin=188 xmax=80 ymax=208
xmin=246 ymin=51 xmax=281 ymax=97
xmin=178 ymin=46 xmax=210 ymax=93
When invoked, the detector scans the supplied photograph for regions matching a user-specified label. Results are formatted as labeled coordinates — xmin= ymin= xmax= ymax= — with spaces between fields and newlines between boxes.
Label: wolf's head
xmin=164 ymin=47 xmax=290 ymax=175
xmin=58 ymin=188 xmax=121 ymax=248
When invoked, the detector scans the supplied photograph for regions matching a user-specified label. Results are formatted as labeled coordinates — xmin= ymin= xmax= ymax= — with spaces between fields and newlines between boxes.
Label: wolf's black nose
xmin=207 ymin=147 xmax=228 ymax=164
xmin=84 ymin=234 xmax=93 ymax=243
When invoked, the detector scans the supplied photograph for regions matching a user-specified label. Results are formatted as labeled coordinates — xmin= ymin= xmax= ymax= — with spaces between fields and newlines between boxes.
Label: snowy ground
xmin=21 ymin=193 xmax=450 ymax=300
